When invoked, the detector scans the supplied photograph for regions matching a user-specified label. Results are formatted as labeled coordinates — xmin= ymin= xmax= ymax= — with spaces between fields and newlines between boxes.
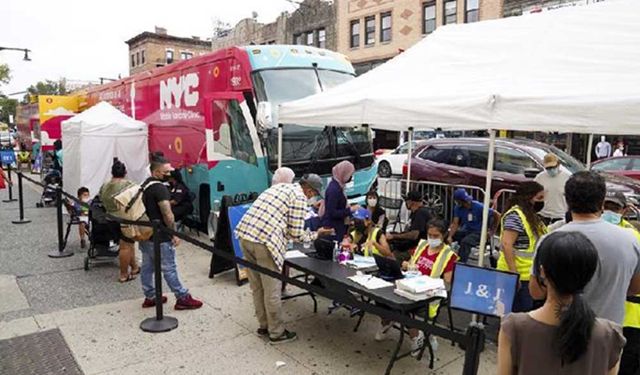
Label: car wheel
xmin=423 ymin=191 xmax=449 ymax=218
xmin=378 ymin=161 xmax=392 ymax=178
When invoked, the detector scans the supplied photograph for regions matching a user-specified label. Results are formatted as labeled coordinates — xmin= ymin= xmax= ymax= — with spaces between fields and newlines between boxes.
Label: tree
xmin=0 ymin=95 xmax=17 ymax=125
xmin=23 ymin=78 xmax=68 ymax=103
xmin=0 ymin=64 xmax=10 ymax=86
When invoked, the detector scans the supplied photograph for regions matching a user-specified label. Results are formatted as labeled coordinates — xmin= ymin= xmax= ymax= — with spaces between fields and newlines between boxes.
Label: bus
xmin=85 ymin=45 xmax=377 ymax=238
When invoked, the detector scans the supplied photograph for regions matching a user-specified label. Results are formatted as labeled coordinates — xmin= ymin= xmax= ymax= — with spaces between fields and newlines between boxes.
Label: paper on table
xmin=348 ymin=274 xmax=393 ymax=290
xmin=345 ymin=255 xmax=377 ymax=270
xmin=285 ymin=250 xmax=307 ymax=259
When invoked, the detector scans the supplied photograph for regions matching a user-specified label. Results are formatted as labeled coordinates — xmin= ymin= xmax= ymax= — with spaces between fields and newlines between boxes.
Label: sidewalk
xmin=0 ymin=179 xmax=497 ymax=374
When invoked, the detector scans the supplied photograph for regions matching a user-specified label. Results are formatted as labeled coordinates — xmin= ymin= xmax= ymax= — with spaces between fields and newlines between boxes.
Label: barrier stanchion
xmin=11 ymin=172 xmax=31 ymax=225
xmin=48 ymin=186 xmax=73 ymax=258
xmin=462 ymin=322 xmax=485 ymax=375
xmin=140 ymin=220 xmax=178 ymax=333
xmin=2 ymin=166 xmax=17 ymax=203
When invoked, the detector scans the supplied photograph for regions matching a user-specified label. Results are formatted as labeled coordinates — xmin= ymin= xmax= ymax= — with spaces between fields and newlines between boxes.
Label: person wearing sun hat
xmin=534 ymin=153 xmax=572 ymax=225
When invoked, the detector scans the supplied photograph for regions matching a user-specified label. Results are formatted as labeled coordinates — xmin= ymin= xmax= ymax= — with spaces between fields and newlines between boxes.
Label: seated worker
xmin=447 ymin=188 xmax=500 ymax=264
xmin=301 ymin=173 xmax=324 ymax=231
xmin=74 ymin=187 xmax=91 ymax=249
xmin=377 ymin=219 xmax=458 ymax=354
xmin=350 ymin=208 xmax=393 ymax=258
xmin=386 ymin=191 xmax=432 ymax=261
xmin=167 ymin=170 xmax=194 ymax=223
xmin=364 ymin=191 xmax=388 ymax=231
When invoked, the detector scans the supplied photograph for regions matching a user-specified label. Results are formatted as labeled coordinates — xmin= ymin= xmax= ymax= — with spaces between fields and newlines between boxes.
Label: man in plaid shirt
xmin=236 ymin=175 xmax=325 ymax=344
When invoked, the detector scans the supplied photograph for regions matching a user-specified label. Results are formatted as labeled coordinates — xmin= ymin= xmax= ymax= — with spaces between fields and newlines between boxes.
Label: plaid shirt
xmin=235 ymin=183 xmax=307 ymax=270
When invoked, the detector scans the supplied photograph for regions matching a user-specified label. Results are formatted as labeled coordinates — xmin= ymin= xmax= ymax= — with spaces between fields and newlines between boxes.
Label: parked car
xmin=377 ymin=141 xmax=426 ymax=177
xmin=591 ymin=156 xmax=640 ymax=180
xmin=403 ymin=137 xmax=640 ymax=207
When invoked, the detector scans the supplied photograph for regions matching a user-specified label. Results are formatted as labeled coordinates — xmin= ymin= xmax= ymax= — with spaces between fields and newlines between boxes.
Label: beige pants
xmin=240 ymin=239 xmax=284 ymax=338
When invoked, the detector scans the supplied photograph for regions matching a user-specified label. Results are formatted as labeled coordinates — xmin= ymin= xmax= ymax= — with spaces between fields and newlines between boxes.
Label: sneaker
xmin=269 ymin=330 xmax=297 ymax=345
xmin=80 ymin=239 xmax=87 ymax=249
xmin=175 ymin=294 xmax=203 ymax=310
xmin=257 ymin=328 xmax=269 ymax=337
xmin=410 ymin=331 xmax=425 ymax=357
xmin=375 ymin=322 xmax=393 ymax=341
xmin=429 ymin=335 xmax=439 ymax=352
xmin=142 ymin=295 xmax=167 ymax=308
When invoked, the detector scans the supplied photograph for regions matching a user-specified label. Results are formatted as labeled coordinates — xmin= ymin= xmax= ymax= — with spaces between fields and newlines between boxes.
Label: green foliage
xmin=0 ymin=95 xmax=17 ymax=124
xmin=23 ymin=78 xmax=68 ymax=102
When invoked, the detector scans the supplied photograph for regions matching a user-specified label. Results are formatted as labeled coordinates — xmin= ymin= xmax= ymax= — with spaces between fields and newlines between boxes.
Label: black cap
xmin=404 ymin=191 xmax=422 ymax=202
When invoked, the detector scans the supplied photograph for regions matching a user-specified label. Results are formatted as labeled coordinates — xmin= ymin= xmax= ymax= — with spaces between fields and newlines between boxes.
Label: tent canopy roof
xmin=62 ymin=101 xmax=147 ymax=136
xmin=278 ymin=0 xmax=640 ymax=135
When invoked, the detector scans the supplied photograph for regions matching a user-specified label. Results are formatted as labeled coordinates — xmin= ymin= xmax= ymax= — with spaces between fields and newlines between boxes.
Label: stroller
xmin=84 ymin=195 xmax=120 ymax=271
xmin=37 ymin=169 xmax=62 ymax=208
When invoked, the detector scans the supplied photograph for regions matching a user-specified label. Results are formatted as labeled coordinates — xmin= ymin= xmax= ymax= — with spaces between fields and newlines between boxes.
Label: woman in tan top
xmin=498 ymin=231 xmax=626 ymax=375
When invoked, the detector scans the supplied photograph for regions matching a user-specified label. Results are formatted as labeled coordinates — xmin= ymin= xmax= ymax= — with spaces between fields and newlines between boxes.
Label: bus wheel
xmin=378 ymin=161 xmax=392 ymax=178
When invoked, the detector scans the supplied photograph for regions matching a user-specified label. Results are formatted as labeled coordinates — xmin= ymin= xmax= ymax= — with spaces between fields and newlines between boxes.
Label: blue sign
xmin=0 ymin=150 xmax=16 ymax=166
xmin=450 ymin=263 xmax=519 ymax=318
xmin=228 ymin=203 xmax=253 ymax=269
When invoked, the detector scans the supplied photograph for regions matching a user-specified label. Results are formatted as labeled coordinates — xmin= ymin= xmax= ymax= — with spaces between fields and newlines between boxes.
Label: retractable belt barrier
xmin=8 ymin=171 xmax=485 ymax=374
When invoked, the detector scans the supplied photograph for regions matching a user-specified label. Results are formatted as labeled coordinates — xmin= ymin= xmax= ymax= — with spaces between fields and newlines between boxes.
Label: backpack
xmin=111 ymin=179 xmax=161 ymax=241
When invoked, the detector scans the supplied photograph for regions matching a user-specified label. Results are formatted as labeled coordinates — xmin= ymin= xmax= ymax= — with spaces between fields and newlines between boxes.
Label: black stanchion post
xmin=48 ymin=186 xmax=73 ymax=258
xmin=140 ymin=220 xmax=178 ymax=333
xmin=11 ymin=172 xmax=31 ymax=225
xmin=2 ymin=166 xmax=17 ymax=203
xmin=462 ymin=322 xmax=485 ymax=375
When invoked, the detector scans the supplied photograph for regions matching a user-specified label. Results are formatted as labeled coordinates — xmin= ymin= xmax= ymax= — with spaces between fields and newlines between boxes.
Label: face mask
xmin=81 ymin=197 xmax=90 ymax=203
xmin=367 ymin=198 xmax=378 ymax=207
xmin=428 ymin=238 xmax=442 ymax=248
xmin=533 ymin=201 xmax=544 ymax=212
xmin=308 ymin=196 xmax=321 ymax=205
xmin=547 ymin=167 xmax=559 ymax=177
xmin=602 ymin=210 xmax=622 ymax=225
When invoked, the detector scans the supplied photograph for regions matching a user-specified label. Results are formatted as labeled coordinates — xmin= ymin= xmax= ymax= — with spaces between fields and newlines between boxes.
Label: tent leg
xmin=477 ymin=129 xmax=496 ymax=268
xmin=586 ymin=134 xmax=594 ymax=168
xmin=406 ymin=128 xmax=413 ymax=195
xmin=277 ymin=124 xmax=283 ymax=169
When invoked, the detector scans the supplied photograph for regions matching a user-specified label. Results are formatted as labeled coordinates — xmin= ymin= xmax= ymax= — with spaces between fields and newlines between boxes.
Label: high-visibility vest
xmin=410 ymin=240 xmax=456 ymax=319
xmin=497 ymin=206 xmax=547 ymax=281
xmin=350 ymin=227 xmax=382 ymax=257
xmin=621 ymin=219 xmax=640 ymax=329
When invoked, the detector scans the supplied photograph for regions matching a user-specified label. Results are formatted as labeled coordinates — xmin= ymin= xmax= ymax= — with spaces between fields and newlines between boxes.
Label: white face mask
xmin=428 ymin=238 xmax=442 ymax=248
xmin=367 ymin=198 xmax=378 ymax=207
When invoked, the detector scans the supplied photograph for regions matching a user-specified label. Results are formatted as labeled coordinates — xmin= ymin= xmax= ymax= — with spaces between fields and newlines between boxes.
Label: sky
xmin=1 ymin=0 xmax=297 ymax=97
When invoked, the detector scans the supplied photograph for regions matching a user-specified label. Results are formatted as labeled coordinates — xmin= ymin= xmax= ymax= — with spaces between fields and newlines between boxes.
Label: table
xmin=283 ymin=249 xmax=449 ymax=374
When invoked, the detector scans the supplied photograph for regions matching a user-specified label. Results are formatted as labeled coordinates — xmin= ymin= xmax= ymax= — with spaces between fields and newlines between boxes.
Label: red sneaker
xmin=142 ymin=296 xmax=168 ymax=308
xmin=175 ymin=294 xmax=203 ymax=310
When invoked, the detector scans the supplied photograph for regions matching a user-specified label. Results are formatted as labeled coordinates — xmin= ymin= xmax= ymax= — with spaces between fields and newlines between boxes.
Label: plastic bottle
xmin=339 ymin=235 xmax=351 ymax=264
xmin=303 ymin=228 xmax=311 ymax=249
xmin=333 ymin=241 xmax=340 ymax=261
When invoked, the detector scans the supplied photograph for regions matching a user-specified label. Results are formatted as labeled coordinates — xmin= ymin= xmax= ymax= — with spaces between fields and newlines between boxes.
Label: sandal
xmin=119 ymin=274 xmax=136 ymax=283
xmin=131 ymin=267 xmax=141 ymax=276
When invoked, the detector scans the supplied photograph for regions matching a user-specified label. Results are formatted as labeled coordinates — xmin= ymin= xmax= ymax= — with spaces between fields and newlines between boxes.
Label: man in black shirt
xmin=387 ymin=191 xmax=432 ymax=261
xmin=139 ymin=155 xmax=202 ymax=310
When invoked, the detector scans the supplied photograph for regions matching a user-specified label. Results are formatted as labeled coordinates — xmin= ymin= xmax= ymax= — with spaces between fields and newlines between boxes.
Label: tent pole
xmin=277 ymin=124 xmax=283 ymax=169
xmin=406 ymin=127 xmax=414 ymax=194
xmin=477 ymin=129 xmax=496 ymax=269
xmin=586 ymin=133 xmax=594 ymax=168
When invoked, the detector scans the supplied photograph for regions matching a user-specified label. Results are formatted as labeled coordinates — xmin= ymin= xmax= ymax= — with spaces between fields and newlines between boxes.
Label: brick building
xmin=337 ymin=0 xmax=502 ymax=75
xmin=126 ymin=27 xmax=212 ymax=75
xmin=211 ymin=14 xmax=288 ymax=49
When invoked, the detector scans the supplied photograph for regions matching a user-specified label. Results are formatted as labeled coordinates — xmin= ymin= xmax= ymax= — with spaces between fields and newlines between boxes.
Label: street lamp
xmin=0 ymin=47 xmax=32 ymax=61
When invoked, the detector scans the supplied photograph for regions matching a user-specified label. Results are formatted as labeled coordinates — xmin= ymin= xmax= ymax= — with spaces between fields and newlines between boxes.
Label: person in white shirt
xmin=613 ymin=142 xmax=625 ymax=157
xmin=595 ymin=136 xmax=612 ymax=159
xmin=534 ymin=153 xmax=571 ymax=225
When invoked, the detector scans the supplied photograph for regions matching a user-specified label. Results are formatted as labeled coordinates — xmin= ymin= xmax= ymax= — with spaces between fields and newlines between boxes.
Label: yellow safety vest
xmin=350 ymin=227 xmax=382 ymax=257
xmin=497 ymin=206 xmax=547 ymax=281
xmin=621 ymin=219 xmax=640 ymax=329
xmin=410 ymin=240 xmax=456 ymax=319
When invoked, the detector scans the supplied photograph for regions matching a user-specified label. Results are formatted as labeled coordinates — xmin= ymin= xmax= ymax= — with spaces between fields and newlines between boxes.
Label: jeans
xmin=620 ymin=327 xmax=640 ymax=375
xmin=453 ymin=231 xmax=481 ymax=264
xmin=512 ymin=281 xmax=534 ymax=313
xmin=139 ymin=240 xmax=188 ymax=300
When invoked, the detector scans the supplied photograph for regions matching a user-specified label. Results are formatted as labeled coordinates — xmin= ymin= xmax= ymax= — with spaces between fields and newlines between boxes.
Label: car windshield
xmin=524 ymin=144 xmax=586 ymax=174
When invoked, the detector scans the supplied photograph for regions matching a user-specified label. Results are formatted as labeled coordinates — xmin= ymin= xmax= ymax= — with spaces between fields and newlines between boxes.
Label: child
xmin=75 ymin=187 xmax=91 ymax=248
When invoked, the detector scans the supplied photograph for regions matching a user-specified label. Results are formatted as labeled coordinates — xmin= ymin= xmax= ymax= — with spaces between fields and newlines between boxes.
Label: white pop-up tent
xmin=279 ymin=0 xmax=640 ymax=266
xmin=62 ymin=102 xmax=150 ymax=197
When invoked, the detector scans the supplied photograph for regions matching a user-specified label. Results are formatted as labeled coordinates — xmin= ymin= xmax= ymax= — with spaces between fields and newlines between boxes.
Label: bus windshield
xmin=253 ymin=69 xmax=373 ymax=175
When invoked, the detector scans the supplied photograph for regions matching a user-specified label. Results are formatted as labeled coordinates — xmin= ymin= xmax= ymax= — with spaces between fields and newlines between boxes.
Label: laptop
xmin=374 ymin=255 xmax=404 ymax=281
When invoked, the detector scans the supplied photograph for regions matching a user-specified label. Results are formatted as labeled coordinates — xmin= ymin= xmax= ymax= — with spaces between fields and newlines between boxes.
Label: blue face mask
xmin=547 ymin=167 xmax=559 ymax=177
xmin=602 ymin=210 xmax=622 ymax=225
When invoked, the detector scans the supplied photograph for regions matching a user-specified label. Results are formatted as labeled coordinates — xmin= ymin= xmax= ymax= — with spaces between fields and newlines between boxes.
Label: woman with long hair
xmin=497 ymin=181 xmax=547 ymax=312
xmin=498 ymin=231 xmax=625 ymax=374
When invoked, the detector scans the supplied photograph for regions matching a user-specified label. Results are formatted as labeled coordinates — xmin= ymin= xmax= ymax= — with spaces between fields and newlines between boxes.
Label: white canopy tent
xmin=279 ymin=0 xmax=640 ymax=267
xmin=62 ymin=102 xmax=150 ymax=198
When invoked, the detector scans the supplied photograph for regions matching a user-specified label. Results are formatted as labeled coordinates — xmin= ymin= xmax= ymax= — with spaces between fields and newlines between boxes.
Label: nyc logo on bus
xmin=159 ymin=73 xmax=199 ymax=110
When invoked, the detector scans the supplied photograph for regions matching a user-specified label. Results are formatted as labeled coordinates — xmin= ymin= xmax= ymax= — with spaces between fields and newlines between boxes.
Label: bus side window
xmin=211 ymin=99 xmax=257 ymax=166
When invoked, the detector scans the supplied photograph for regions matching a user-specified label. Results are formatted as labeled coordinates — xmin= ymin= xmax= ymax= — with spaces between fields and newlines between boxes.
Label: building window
xmin=318 ymin=28 xmax=326 ymax=48
xmin=181 ymin=52 xmax=193 ymax=60
xmin=423 ymin=2 xmax=436 ymax=34
xmin=268 ymin=40 xmax=276 ymax=45
xmin=350 ymin=19 xmax=360 ymax=48
xmin=444 ymin=0 xmax=457 ymax=25
xmin=294 ymin=34 xmax=302 ymax=45
xmin=141 ymin=50 xmax=145 ymax=64
xmin=131 ymin=54 xmax=135 ymax=67
xmin=466 ymin=0 xmax=479 ymax=23
xmin=306 ymin=32 xmax=314 ymax=46
xmin=166 ymin=50 xmax=174 ymax=64
xmin=136 ymin=52 xmax=140 ymax=66
xmin=365 ymin=16 xmax=375 ymax=45
xmin=380 ymin=12 xmax=392 ymax=43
